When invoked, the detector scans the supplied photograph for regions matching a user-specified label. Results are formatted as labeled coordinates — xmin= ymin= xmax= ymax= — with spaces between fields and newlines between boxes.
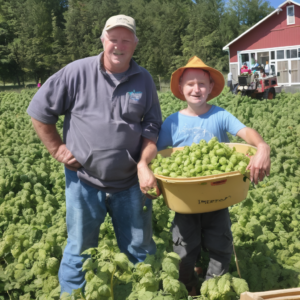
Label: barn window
xmin=286 ymin=49 xmax=297 ymax=59
xmin=271 ymin=51 xmax=275 ymax=60
xmin=270 ymin=64 xmax=276 ymax=75
xmin=277 ymin=50 xmax=284 ymax=59
xmin=287 ymin=5 xmax=295 ymax=25
xmin=298 ymin=48 xmax=300 ymax=58
xmin=291 ymin=49 xmax=297 ymax=58
xmin=240 ymin=53 xmax=250 ymax=70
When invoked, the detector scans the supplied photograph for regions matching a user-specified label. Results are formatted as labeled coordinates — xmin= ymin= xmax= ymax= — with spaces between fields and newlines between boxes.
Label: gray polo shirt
xmin=27 ymin=52 xmax=162 ymax=192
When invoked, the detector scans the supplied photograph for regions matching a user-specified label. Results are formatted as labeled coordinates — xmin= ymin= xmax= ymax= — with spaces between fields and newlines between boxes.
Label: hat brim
xmin=105 ymin=24 xmax=135 ymax=35
xmin=170 ymin=58 xmax=225 ymax=102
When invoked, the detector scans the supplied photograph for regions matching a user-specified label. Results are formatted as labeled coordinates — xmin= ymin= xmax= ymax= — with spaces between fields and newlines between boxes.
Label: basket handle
xmin=211 ymin=179 xmax=227 ymax=186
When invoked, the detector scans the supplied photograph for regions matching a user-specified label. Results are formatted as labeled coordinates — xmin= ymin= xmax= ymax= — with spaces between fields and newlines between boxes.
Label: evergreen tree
xmin=226 ymin=0 xmax=273 ymax=28
xmin=63 ymin=0 xmax=120 ymax=61
xmin=181 ymin=0 xmax=228 ymax=72
xmin=0 ymin=0 xmax=276 ymax=85
xmin=0 ymin=0 xmax=26 ymax=85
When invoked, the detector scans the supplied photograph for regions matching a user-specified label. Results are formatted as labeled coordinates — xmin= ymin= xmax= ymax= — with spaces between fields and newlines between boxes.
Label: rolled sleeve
xmin=27 ymin=68 xmax=72 ymax=124
xmin=141 ymin=82 xmax=162 ymax=143
xmin=223 ymin=110 xmax=246 ymax=136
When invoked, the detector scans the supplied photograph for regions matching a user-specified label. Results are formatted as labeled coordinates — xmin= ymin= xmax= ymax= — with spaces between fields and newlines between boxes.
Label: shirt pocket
xmin=122 ymin=92 xmax=145 ymax=123
xmin=81 ymin=148 xmax=137 ymax=181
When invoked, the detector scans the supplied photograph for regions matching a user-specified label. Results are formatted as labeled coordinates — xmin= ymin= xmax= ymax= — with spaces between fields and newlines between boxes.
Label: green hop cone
xmin=175 ymin=156 xmax=182 ymax=165
xmin=219 ymin=157 xmax=228 ymax=166
xmin=216 ymin=148 xmax=226 ymax=156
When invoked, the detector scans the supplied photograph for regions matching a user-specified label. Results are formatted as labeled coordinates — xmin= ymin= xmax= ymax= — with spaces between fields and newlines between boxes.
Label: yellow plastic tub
xmin=155 ymin=143 xmax=256 ymax=214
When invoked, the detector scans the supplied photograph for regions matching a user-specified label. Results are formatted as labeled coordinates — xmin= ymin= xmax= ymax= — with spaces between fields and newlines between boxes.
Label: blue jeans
xmin=58 ymin=168 xmax=156 ymax=294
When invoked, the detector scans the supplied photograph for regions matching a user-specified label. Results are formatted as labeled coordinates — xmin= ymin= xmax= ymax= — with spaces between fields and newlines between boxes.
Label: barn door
xmin=277 ymin=61 xmax=289 ymax=84
xmin=291 ymin=60 xmax=300 ymax=83
xmin=230 ymin=64 xmax=238 ymax=84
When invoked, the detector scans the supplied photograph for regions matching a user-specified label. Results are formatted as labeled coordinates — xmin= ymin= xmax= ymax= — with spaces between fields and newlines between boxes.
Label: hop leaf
xmin=114 ymin=253 xmax=130 ymax=271
xmin=82 ymin=258 xmax=97 ymax=272
xmin=231 ymin=277 xmax=249 ymax=295
xmin=162 ymin=258 xmax=179 ymax=279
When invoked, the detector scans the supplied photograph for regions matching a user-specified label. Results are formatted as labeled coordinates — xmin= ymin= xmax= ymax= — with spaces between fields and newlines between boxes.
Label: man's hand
xmin=31 ymin=118 xmax=82 ymax=171
xmin=137 ymin=163 xmax=161 ymax=196
xmin=53 ymin=144 xmax=82 ymax=171
xmin=137 ymin=137 xmax=161 ymax=197
xmin=246 ymin=143 xmax=271 ymax=184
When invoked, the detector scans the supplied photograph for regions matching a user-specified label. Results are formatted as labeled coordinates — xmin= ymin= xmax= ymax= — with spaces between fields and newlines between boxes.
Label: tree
xmin=63 ymin=0 xmax=120 ymax=61
xmin=128 ymin=0 xmax=189 ymax=80
xmin=17 ymin=0 xmax=69 ymax=83
xmin=181 ymin=0 xmax=228 ymax=72
xmin=226 ymin=0 xmax=273 ymax=28
xmin=0 ymin=0 xmax=276 ymax=85
xmin=0 ymin=0 xmax=26 ymax=85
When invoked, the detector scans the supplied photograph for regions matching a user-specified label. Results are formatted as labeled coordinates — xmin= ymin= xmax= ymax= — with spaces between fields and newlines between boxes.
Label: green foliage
xmin=200 ymin=273 xmax=249 ymax=300
xmin=2 ymin=89 xmax=300 ymax=299
xmin=0 ymin=90 xmax=67 ymax=299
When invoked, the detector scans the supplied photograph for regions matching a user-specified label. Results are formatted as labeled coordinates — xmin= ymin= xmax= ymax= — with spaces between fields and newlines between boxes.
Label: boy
xmin=156 ymin=56 xmax=270 ymax=296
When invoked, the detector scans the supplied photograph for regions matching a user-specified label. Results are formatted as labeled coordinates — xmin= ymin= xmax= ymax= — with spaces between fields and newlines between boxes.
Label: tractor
xmin=231 ymin=72 xmax=280 ymax=99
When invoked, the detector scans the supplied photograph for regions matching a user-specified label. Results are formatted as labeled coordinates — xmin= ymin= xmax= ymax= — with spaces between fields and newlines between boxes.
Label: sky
xmin=268 ymin=0 xmax=300 ymax=8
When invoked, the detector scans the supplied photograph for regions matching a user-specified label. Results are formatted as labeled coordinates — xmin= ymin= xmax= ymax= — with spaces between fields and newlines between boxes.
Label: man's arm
xmin=137 ymin=137 xmax=161 ymax=196
xmin=236 ymin=127 xmax=271 ymax=184
xmin=31 ymin=117 xmax=81 ymax=171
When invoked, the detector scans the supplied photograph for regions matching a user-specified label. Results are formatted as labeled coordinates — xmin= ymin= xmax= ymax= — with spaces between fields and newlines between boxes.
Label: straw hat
xmin=170 ymin=56 xmax=225 ymax=101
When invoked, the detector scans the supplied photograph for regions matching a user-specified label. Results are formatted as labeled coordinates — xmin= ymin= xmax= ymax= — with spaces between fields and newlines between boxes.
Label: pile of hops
xmin=151 ymin=137 xmax=254 ymax=178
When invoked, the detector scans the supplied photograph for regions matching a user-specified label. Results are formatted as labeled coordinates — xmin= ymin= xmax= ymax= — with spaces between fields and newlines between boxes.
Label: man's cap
xmin=170 ymin=56 xmax=225 ymax=102
xmin=103 ymin=15 xmax=136 ymax=35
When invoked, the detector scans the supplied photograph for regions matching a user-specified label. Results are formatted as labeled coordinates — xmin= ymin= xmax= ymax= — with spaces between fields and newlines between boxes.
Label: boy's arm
xmin=236 ymin=127 xmax=271 ymax=184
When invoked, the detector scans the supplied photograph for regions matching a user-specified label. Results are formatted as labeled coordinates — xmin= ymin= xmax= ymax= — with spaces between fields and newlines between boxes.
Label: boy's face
xmin=179 ymin=69 xmax=214 ymax=106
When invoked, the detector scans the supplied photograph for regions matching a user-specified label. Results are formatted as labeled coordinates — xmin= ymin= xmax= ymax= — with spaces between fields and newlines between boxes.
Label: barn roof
xmin=222 ymin=0 xmax=300 ymax=51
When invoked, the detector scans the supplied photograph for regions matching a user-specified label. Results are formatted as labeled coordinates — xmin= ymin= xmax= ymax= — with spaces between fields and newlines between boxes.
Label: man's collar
xmin=98 ymin=52 xmax=141 ymax=77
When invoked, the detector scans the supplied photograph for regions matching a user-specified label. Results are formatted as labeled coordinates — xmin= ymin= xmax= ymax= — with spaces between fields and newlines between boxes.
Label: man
xmin=27 ymin=15 xmax=162 ymax=294
xmin=265 ymin=61 xmax=270 ymax=76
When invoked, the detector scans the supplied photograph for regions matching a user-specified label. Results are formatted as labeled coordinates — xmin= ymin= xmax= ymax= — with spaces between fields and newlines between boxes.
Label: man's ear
xmin=209 ymin=81 xmax=214 ymax=94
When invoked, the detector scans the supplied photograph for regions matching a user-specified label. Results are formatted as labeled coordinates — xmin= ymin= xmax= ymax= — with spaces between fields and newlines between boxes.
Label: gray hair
xmin=100 ymin=29 xmax=139 ymax=50
xmin=179 ymin=68 xmax=214 ymax=85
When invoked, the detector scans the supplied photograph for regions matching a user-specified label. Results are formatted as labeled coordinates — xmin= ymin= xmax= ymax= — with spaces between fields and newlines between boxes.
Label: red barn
xmin=223 ymin=0 xmax=300 ymax=87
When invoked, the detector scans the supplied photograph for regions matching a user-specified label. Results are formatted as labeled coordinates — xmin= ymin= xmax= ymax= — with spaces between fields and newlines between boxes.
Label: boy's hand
xmin=137 ymin=163 xmax=161 ymax=197
xmin=246 ymin=143 xmax=270 ymax=184
xmin=237 ymin=127 xmax=271 ymax=184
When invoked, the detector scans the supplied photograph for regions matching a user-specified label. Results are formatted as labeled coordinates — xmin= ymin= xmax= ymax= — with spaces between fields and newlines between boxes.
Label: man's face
xmin=103 ymin=27 xmax=137 ymax=73
xmin=179 ymin=69 xmax=214 ymax=105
